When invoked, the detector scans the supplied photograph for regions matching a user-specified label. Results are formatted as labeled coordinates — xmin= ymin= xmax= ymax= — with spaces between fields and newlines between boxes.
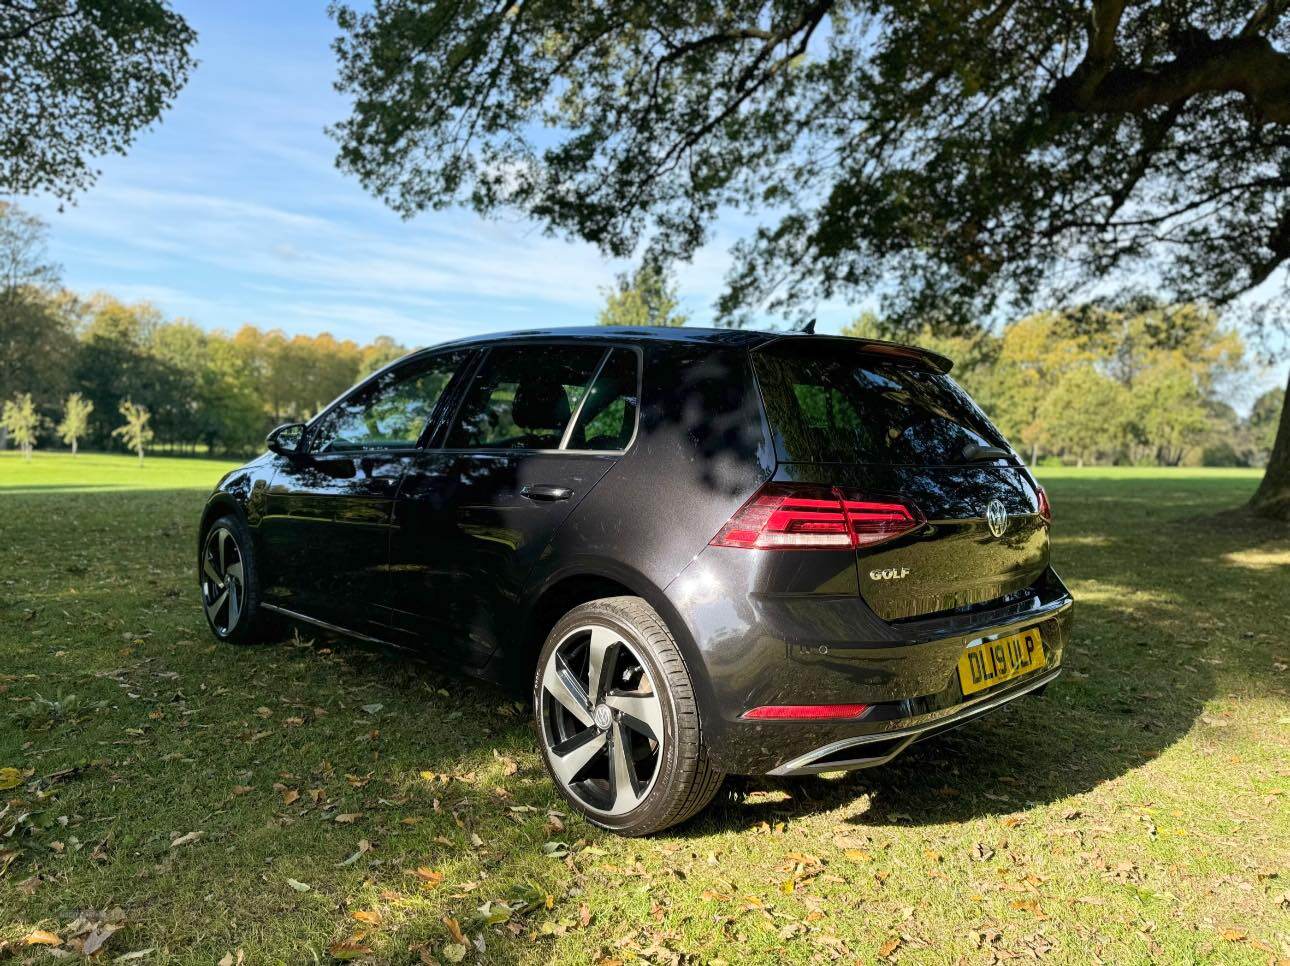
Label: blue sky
xmin=17 ymin=1 xmax=1288 ymax=403
xmin=22 ymin=0 xmax=799 ymax=346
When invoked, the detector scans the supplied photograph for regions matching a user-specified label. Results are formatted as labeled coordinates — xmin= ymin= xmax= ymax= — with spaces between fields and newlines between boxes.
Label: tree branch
xmin=1052 ymin=27 xmax=1290 ymax=124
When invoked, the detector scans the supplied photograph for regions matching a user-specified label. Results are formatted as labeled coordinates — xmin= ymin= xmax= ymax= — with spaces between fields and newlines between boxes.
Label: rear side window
xmin=752 ymin=341 xmax=1009 ymax=465
xmin=447 ymin=344 xmax=606 ymax=450
xmin=566 ymin=349 xmax=640 ymax=451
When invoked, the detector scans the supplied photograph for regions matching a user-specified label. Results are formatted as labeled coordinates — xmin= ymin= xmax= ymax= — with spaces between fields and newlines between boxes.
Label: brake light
xmin=710 ymin=483 xmax=922 ymax=550
xmin=742 ymin=704 xmax=869 ymax=720
xmin=1036 ymin=486 xmax=1051 ymax=525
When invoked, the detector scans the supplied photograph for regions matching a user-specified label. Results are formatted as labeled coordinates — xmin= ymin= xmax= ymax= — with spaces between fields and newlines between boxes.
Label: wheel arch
xmin=503 ymin=561 xmax=708 ymax=705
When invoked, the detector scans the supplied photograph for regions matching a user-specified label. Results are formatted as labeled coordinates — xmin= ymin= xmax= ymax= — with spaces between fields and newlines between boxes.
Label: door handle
xmin=521 ymin=484 xmax=574 ymax=502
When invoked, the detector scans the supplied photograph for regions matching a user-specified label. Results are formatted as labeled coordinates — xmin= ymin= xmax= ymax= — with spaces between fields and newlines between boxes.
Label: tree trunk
xmin=1250 ymin=369 xmax=1290 ymax=520
xmin=71 ymin=438 xmax=78 ymax=457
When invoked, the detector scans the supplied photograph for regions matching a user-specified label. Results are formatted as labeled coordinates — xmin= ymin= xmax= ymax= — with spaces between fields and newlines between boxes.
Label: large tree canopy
xmin=331 ymin=0 xmax=1290 ymax=517
xmin=330 ymin=0 xmax=1289 ymax=328
xmin=0 ymin=0 xmax=196 ymax=200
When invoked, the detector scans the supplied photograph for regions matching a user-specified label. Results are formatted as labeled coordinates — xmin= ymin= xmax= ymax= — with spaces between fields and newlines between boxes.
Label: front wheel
xmin=199 ymin=514 xmax=271 ymax=645
xmin=533 ymin=596 xmax=724 ymax=836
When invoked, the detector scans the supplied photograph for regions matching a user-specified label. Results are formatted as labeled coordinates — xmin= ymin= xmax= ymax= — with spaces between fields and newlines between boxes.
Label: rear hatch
xmin=751 ymin=337 xmax=1049 ymax=621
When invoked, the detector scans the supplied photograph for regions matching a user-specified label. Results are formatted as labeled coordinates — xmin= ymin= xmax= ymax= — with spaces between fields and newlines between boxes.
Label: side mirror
xmin=266 ymin=422 xmax=307 ymax=458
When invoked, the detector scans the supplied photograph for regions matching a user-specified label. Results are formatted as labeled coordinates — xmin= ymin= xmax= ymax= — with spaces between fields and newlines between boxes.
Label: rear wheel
xmin=533 ymin=596 xmax=724 ymax=836
xmin=199 ymin=514 xmax=270 ymax=645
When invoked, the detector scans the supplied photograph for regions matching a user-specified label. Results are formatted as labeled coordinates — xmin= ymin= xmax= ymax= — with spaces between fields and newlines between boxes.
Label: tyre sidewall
xmin=533 ymin=600 xmax=686 ymax=835
xmin=199 ymin=513 xmax=263 ymax=645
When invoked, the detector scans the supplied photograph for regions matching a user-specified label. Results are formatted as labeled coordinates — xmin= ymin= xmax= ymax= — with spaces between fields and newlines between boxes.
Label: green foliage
xmin=1250 ymin=387 xmax=1286 ymax=453
xmin=112 ymin=399 xmax=155 ymax=465
xmin=845 ymin=301 xmax=1262 ymax=467
xmin=330 ymin=1 xmax=1290 ymax=330
xmin=597 ymin=263 xmax=688 ymax=328
xmin=0 ymin=1 xmax=196 ymax=200
xmin=56 ymin=393 xmax=94 ymax=456
xmin=1 ymin=392 xmax=41 ymax=458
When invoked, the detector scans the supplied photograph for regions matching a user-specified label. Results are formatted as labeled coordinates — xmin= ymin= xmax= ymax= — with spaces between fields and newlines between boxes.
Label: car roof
xmin=399 ymin=326 xmax=951 ymax=372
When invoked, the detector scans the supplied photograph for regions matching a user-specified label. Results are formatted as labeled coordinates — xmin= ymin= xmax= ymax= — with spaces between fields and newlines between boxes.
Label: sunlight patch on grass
xmin=1221 ymin=548 xmax=1290 ymax=570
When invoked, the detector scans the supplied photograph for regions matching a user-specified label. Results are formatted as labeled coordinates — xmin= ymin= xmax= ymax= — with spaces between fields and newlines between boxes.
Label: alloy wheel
xmin=539 ymin=624 xmax=665 ymax=816
xmin=201 ymin=526 xmax=245 ymax=636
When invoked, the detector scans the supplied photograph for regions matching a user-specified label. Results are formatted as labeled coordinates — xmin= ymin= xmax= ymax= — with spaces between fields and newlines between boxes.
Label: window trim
xmin=434 ymin=341 xmax=643 ymax=456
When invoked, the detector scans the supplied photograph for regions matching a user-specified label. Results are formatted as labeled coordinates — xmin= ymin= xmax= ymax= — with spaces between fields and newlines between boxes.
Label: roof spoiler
xmin=758 ymin=333 xmax=954 ymax=374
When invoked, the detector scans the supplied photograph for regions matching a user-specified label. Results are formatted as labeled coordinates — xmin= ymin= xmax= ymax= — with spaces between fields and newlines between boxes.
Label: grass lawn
xmin=1 ymin=452 xmax=1286 ymax=964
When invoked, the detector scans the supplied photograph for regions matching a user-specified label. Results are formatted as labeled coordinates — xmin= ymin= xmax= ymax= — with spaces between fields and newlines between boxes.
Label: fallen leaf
xmin=286 ymin=878 xmax=311 ymax=892
xmin=337 ymin=839 xmax=372 ymax=867
xmin=24 ymin=930 xmax=61 ymax=947
xmin=281 ymin=788 xmax=300 ymax=806
xmin=362 ymin=704 xmax=383 ymax=715
xmin=441 ymin=944 xmax=467 ymax=963
xmin=170 ymin=831 xmax=204 ymax=848
xmin=877 ymin=937 xmax=901 ymax=959
xmin=335 ymin=813 xmax=362 ymax=824
xmin=443 ymin=917 xmax=467 ymax=945
xmin=353 ymin=910 xmax=382 ymax=926
xmin=1220 ymin=928 xmax=1247 ymax=942
xmin=414 ymin=867 xmax=444 ymax=886
xmin=328 ymin=940 xmax=373 ymax=960
xmin=0 ymin=767 xmax=23 ymax=790
xmin=82 ymin=925 xmax=120 ymax=956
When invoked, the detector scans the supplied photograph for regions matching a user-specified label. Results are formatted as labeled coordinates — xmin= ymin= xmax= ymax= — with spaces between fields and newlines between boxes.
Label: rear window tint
xmin=751 ymin=342 xmax=1009 ymax=465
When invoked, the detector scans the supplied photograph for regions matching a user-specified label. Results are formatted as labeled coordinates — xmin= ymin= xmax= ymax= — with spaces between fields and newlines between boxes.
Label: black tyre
xmin=533 ymin=596 xmax=724 ymax=836
xmin=198 ymin=514 xmax=270 ymax=645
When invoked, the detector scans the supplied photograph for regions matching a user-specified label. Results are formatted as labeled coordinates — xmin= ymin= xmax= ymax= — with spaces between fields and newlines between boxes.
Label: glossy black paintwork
xmin=199 ymin=326 xmax=1074 ymax=776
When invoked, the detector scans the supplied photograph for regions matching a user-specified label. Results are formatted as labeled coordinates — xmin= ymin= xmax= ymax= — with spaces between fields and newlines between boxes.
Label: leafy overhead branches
xmin=0 ymin=0 xmax=197 ymax=200
xmin=330 ymin=0 xmax=1290 ymax=329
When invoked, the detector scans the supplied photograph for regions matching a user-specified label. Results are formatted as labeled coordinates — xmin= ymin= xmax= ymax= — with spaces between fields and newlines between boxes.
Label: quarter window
xmin=447 ymin=345 xmax=608 ymax=450
xmin=309 ymin=351 xmax=467 ymax=453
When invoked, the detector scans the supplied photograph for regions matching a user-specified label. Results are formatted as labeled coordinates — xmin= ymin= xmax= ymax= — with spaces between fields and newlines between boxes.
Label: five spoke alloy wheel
xmin=539 ymin=623 xmax=666 ymax=817
xmin=201 ymin=525 xmax=245 ymax=637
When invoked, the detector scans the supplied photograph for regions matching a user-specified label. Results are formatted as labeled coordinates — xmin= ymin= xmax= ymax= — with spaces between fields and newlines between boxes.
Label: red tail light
xmin=1036 ymin=486 xmax=1052 ymax=525
xmin=710 ymin=483 xmax=923 ymax=551
xmin=742 ymin=703 xmax=869 ymax=720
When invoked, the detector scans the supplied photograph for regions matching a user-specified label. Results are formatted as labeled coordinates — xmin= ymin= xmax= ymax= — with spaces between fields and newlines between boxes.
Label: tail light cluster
xmin=710 ymin=483 xmax=924 ymax=551
xmin=1036 ymin=486 xmax=1052 ymax=525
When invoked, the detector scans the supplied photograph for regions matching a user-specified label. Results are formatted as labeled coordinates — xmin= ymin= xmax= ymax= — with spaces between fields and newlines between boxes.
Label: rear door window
xmin=752 ymin=341 xmax=1009 ymax=465
xmin=565 ymin=349 xmax=640 ymax=451
xmin=446 ymin=344 xmax=607 ymax=450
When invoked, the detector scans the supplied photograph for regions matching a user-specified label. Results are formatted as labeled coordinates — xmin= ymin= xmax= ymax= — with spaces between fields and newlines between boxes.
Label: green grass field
xmin=1 ymin=452 xmax=1286 ymax=964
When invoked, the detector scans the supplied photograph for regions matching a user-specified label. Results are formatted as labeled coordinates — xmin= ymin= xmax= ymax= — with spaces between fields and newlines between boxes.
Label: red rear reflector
xmin=742 ymin=704 xmax=869 ymax=720
xmin=1036 ymin=486 xmax=1051 ymax=525
xmin=710 ymin=483 xmax=922 ymax=550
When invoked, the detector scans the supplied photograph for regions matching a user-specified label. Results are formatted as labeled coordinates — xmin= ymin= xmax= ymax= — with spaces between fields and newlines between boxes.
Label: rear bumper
xmin=664 ymin=552 xmax=1074 ymax=775
xmin=767 ymin=664 xmax=1061 ymax=775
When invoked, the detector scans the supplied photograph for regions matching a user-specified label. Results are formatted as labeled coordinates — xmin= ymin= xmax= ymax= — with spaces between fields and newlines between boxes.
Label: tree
xmin=597 ymin=263 xmax=688 ymax=327
xmin=57 ymin=392 xmax=93 ymax=456
xmin=113 ymin=399 xmax=154 ymax=466
xmin=0 ymin=1 xmax=197 ymax=201
xmin=1250 ymin=387 xmax=1286 ymax=456
xmin=1036 ymin=368 xmax=1129 ymax=466
xmin=330 ymin=1 xmax=1290 ymax=517
xmin=1 ymin=393 xmax=41 ymax=458
xmin=0 ymin=205 xmax=76 ymax=428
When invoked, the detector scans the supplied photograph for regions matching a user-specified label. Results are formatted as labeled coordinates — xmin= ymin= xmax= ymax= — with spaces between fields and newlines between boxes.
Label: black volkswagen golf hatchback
xmin=198 ymin=327 xmax=1072 ymax=835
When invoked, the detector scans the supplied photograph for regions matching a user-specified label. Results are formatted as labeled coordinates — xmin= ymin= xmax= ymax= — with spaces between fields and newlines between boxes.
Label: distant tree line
xmin=0 ymin=203 xmax=409 ymax=458
xmin=847 ymin=303 xmax=1283 ymax=469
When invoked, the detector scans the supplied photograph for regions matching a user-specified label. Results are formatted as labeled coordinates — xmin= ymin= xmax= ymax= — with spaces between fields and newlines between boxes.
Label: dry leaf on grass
xmin=170 ymin=831 xmax=203 ymax=848
xmin=24 ymin=930 xmax=61 ymax=947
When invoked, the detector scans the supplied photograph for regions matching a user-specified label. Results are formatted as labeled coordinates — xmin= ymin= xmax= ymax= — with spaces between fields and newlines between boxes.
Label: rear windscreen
xmin=751 ymin=341 xmax=1010 ymax=465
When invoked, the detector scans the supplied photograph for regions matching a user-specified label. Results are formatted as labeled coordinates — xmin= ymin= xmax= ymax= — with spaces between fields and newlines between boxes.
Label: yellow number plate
xmin=957 ymin=628 xmax=1046 ymax=696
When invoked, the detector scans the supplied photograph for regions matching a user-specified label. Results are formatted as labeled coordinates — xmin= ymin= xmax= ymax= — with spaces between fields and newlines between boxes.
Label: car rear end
xmin=663 ymin=335 xmax=1073 ymax=776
